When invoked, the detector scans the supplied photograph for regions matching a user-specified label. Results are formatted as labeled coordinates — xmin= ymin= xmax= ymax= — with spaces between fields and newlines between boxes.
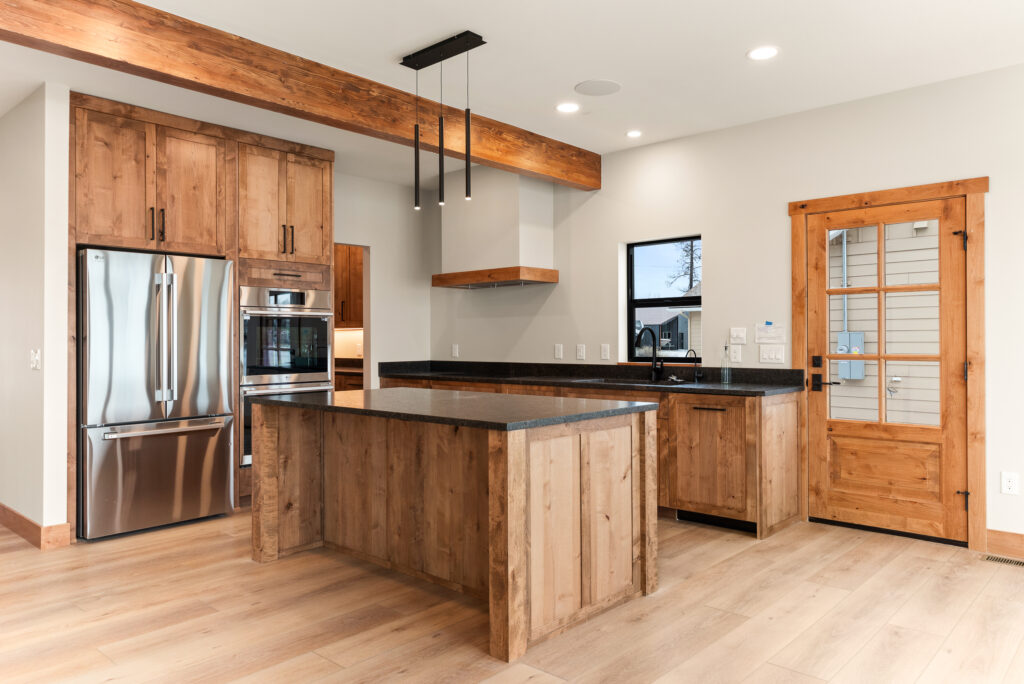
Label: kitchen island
xmin=250 ymin=387 xmax=659 ymax=661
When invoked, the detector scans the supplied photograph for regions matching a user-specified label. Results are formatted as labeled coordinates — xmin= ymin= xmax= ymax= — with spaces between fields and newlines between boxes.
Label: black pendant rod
xmin=414 ymin=71 xmax=420 ymax=210
xmin=465 ymin=50 xmax=471 ymax=201
xmin=438 ymin=60 xmax=445 ymax=207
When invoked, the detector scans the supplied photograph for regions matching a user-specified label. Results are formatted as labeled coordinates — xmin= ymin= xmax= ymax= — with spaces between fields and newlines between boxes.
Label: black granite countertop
xmin=251 ymin=387 xmax=659 ymax=431
xmin=378 ymin=361 xmax=804 ymax=397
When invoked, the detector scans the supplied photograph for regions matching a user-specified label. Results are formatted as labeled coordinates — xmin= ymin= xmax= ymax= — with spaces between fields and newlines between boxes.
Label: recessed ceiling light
xmin=556 ymin=102 xmax=580 ymax=113
xmin=746 ymin=45 xmax=779 ymax=61
xmin=626 ymin=130 xmax=642 ymax=139
xmin=574 ymin=79 xmax=621 ymax=97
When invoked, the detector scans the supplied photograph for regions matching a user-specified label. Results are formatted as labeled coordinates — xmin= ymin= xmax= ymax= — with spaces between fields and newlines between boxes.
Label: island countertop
xmin=250 ymin=386 xmax=659 ymax=431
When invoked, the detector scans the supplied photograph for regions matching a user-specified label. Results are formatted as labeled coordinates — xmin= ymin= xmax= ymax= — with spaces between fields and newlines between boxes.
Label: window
xmin=627 ymin=236 xmax=702 ymax=361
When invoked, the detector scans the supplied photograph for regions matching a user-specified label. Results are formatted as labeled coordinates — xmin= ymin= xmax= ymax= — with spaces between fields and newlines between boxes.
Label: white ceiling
xmin=139 ymin=0 xmax=1024 ymax=153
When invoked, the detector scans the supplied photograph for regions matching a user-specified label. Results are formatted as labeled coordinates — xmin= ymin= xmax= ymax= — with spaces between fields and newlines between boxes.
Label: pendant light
xmin=413 ymin=71 xmax=421 ymax=211
xmin=401 ymin=31 xmax=485 ymax=211
xmin=438 ymin=60 xmax=445 ymax=207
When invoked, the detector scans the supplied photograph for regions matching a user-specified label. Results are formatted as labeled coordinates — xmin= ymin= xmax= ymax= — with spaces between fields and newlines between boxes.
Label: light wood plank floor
xmin=1 ymin=512 xmax=1022 ymax=683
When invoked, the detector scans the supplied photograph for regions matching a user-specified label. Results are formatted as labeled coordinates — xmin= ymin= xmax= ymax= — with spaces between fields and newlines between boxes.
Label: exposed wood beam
xmin=0 ymin=0 xmax=602 ymax=190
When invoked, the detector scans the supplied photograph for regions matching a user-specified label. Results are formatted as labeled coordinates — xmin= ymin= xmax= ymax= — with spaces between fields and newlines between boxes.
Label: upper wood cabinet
xmin=239 ymin=145 xmax=332 ymax=265
xmin=74 ymin=107 xmax=227 ymax=256
xmin=333 ymin=243 xmax=363 ymax=328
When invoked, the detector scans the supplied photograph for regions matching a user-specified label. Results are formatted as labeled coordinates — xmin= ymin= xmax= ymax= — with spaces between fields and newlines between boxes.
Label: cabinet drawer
xmin=238 ymin=259 xmax=330 ymax=289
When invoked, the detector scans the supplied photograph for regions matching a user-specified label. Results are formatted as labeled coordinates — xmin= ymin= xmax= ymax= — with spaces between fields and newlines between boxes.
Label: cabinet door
xmin=74 ymin=108 xmax=155 ymax=249
xmin=662 ymin=395 xmax=755 ymax=520
xmin=286 ymin=154 xmax=331 ymax=264
xmin=156 ymin=127 xmax=226 ymax=256
xmin=333 ymin=243 xmax=349 ymax=325
xmin=347 ymin=245 xmax=363 ymax=326
xmin=238 ymin=144 xmax=287 ymax=261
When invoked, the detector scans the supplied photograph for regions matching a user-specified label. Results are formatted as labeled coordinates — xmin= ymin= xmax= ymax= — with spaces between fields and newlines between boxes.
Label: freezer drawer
xmin=80 ymin=417 xmax=232 ymax=539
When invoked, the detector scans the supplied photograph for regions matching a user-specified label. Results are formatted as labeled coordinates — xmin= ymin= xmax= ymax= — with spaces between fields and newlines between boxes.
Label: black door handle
xmin=692 ymin=406 xmax=726 ymax=412
xmin=149 ymin=207 xmax=155 ymax=240
xmin=339 ymin=301 xmax=344 ymax=321
xmin=159 ymin=208 xmax=166 ymax=241
xmin=281 ymin=225 xmax=287 ymax=253
xmin=290 ymin=226 xmax=295 ymax=254
xmin=811 ymin=374 xmax=841 ymax=391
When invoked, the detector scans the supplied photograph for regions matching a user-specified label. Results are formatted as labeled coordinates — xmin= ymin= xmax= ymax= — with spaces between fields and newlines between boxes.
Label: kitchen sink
xmin=570 ymin=377 xmax=690 ymax=387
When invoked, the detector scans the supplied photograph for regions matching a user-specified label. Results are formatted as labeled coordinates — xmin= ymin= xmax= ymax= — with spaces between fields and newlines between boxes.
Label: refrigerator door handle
xmin=169 ymin=272 xmax=179 ymax=401
xmin=155 ymin=273 xmax=169 ymax=402
xmin=102 ymin=419 xmax=227 ymax=440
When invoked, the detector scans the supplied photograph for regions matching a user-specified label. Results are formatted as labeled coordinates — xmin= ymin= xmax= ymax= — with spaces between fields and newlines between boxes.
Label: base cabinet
xmin=381 ymin=376 xmax=802 ymax=538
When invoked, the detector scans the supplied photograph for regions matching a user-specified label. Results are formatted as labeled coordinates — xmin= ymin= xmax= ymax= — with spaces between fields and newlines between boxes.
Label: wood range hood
xmin=432 ymin=167 xmax=560 ymax=289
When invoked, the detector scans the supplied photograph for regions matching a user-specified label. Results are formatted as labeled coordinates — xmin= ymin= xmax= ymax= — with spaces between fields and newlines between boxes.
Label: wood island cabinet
xmin=74 ymin=108 xmax=227 ymax=256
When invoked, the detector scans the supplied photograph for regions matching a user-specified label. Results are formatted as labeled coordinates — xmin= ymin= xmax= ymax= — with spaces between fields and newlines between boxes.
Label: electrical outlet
xmin=1002 ymin=471 xmax=1021 ymax=496
xmin=730 ymin=345 xmax=742 ymax=363
xmin=576 ymin=344 xmax=586 ymax=360
xmin=554 ymin=343 xmax=563 ymax=360
xmin=601 ymin=343 xmax=610 ymax=360
xmin=29 ymin=349 xmax=41 ymax=370
xmin=451 ymin=343 xmax=459 ymax=359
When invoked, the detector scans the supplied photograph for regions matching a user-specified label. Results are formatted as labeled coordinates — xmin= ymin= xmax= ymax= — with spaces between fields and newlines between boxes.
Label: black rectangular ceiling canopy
xmin=401 ymin=31 xmax=485 ymax=70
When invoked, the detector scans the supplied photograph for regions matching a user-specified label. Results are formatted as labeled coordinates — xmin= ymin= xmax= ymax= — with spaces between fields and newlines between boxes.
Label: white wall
xmin=431 ymin=63 xmax=1024 ymax=535
xmin=0 ymin=83 xmax=69 ymax=527
xmin=334 ymin=172 xmax=438 ymax=388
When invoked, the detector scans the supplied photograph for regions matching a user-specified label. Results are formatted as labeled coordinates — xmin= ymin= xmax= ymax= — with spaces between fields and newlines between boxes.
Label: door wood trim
xmin=0 ymin=0 xmax=600 ymax=190
xmin=790 ymin=178 xmax=987 ymax=548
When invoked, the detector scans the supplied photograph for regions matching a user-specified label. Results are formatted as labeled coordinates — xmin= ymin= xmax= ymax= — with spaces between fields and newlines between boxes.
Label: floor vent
xmin=984 ymin=554 xmax=1024 ymax=567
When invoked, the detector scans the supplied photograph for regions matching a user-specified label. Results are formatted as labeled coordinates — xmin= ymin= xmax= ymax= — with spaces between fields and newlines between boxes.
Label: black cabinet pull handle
xmin=281 ymin=225 xmax=287 ymax=253
xmin=149 ymin=207 xmax=155 ymax=240
xmin=290 ymin=226 xmax=295 ymax=254
xmin=692 ymin=406 xmax=727 ymax=412
xmin=339 ymin=301 xmax=344 ymax=320
xmin=272 ymin=272 xmax=302 ymax=278
xmin=159 ymin=208 xmax=166 ymax=241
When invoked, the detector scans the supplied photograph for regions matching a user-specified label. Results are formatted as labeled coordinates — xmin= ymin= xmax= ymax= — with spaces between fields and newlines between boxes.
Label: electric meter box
xmin=836 ymin=331 xmax=866 ymax=380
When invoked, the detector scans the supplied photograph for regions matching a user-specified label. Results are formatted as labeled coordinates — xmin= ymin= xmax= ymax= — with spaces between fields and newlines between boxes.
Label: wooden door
xmin=239 ymin=144 xmax=287 ymax=261
xmin=333 ymin=243 xmax=349 ymax=325
xmin=74 ymin=108 xmax=155 ymax=248
xmin=660 ymin=394 xmax=755 ymax=520
xmin=156 ymin=127 xmax=226 ymax=255
xmin=807 ymin=199 xmax=967 ymax=541
xmin=286 ymin=154 xmax=331 ymax=264
xmin=347 ymin=245 xmax=364 ymax=326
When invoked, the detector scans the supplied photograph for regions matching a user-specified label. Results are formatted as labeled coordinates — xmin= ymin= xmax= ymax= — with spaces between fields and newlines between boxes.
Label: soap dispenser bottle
xmin=721 ymin=344 xmax=732 ymax=385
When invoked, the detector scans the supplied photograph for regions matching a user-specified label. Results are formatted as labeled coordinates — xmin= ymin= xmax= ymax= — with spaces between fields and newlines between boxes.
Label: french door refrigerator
xmin=78 ymin=248 xmax=234 ymax=539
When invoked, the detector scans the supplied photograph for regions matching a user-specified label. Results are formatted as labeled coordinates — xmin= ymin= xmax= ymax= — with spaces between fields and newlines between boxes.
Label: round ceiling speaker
xmin=574 ymin=79 xmax=621 ymax=96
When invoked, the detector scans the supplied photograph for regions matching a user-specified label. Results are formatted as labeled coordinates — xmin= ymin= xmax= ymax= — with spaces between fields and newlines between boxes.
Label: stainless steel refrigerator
xmin=78 ymin=248 xmax=234 ymax=539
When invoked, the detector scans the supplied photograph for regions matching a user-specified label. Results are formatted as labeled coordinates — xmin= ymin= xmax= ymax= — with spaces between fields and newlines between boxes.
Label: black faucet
xmin=635 ymin=327 xmax=664 ymax=382
xmin=684 ymin=348 xmax=703 ymax=382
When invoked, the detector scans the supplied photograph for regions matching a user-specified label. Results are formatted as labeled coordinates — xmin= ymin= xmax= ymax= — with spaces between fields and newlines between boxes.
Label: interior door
xmin=156 ymin=126 xmax=226 ymax=256
xmin=807 ymin=198 xmax=968 ymax=541
xmin=286 ymin=154 xmax=330 ymax=264
xmin=74 ymin=108 xmax=156 ymax=249
xmin=238 ymin=144 xmax=287 ymax=261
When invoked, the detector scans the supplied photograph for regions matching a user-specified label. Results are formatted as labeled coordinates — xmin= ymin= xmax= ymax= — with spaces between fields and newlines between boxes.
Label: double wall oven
xmin=240 ymin=286 xmax=333 ymax=466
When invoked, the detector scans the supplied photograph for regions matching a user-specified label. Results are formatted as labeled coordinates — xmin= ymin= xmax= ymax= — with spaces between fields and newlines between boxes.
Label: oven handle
xmin=242 ymin=385 xmax=333 ymax=397
xmin=241 ymin=309 xmax=332 ymax=318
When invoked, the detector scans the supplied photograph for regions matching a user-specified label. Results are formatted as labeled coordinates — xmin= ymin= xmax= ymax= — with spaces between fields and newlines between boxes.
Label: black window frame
xmin=626 ymin=235 xmax=702 ymax=362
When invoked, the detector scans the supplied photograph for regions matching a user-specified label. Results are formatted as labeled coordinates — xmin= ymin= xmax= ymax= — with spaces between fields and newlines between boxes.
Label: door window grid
xmin=825 ymin=221 xmax=941 ymax=426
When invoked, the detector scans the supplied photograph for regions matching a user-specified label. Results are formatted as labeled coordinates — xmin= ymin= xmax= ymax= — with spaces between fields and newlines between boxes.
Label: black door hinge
xmin=953 ymin=230 xmax=967 ymax=251
xmin=956 ymin=490 xmax=970 ymax=511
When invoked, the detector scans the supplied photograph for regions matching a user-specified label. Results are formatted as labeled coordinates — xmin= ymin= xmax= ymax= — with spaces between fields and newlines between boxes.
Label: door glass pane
xmin=830 ymin=294 xmax=878 ymax=355
xmin=829 ymin=226 xmax=877 ymax=288
xmin=885 ymin=219 xmax=939 ymax=285
xmin=830 ymin=360 xmax=879 ymax=421
xmin=633 ymin=305 xmax=702 ymax=358
xmin=885 ymin=361 xmax=940 ymax=426
xmin=885 ymin=291 xmax=939 ymax=354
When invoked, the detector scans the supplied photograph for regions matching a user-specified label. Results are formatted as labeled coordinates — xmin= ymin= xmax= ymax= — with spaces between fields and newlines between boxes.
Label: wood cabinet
xmin=74 ymin=109 xmax=226 ymax=255
xmin=334 ymin=372 xmax=363 ymax=391
xmin=381 ymin=376 xmax=802 ymax=538
xmin=239 ymin=144 xmax=332 ymax=265
xmin=333 ymin=244 xmax=364 ymax=328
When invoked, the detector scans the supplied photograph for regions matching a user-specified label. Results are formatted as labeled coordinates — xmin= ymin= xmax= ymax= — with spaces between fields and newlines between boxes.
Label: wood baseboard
xmin=987 ymin=529 xmax=1024 ymax=560
xmin=0 ymin=501 xmax=71 ymax=550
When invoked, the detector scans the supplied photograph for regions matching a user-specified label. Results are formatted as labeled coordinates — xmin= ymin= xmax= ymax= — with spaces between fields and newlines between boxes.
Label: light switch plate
xmin=759 ymin=344 xmax=785 ymax=364
xmin=554 ymin=343 xmax=563 ymax=360
xmin=29 ymin=349 xmax=41 ymax=370
xmin=576 ymin=344 xmax=586 ymax=361
xmin=730 ymin=327 xmax=748 ymax=345
xmin=601 ymin=343 xmax=610 ymax=360
xmin=730 ymin=345 xmax=742 ymax=363
xmin=451 ymin=343 xmax=459 ymax=359
xmin=1002 ymin=471 xmax=1021 ymax=495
